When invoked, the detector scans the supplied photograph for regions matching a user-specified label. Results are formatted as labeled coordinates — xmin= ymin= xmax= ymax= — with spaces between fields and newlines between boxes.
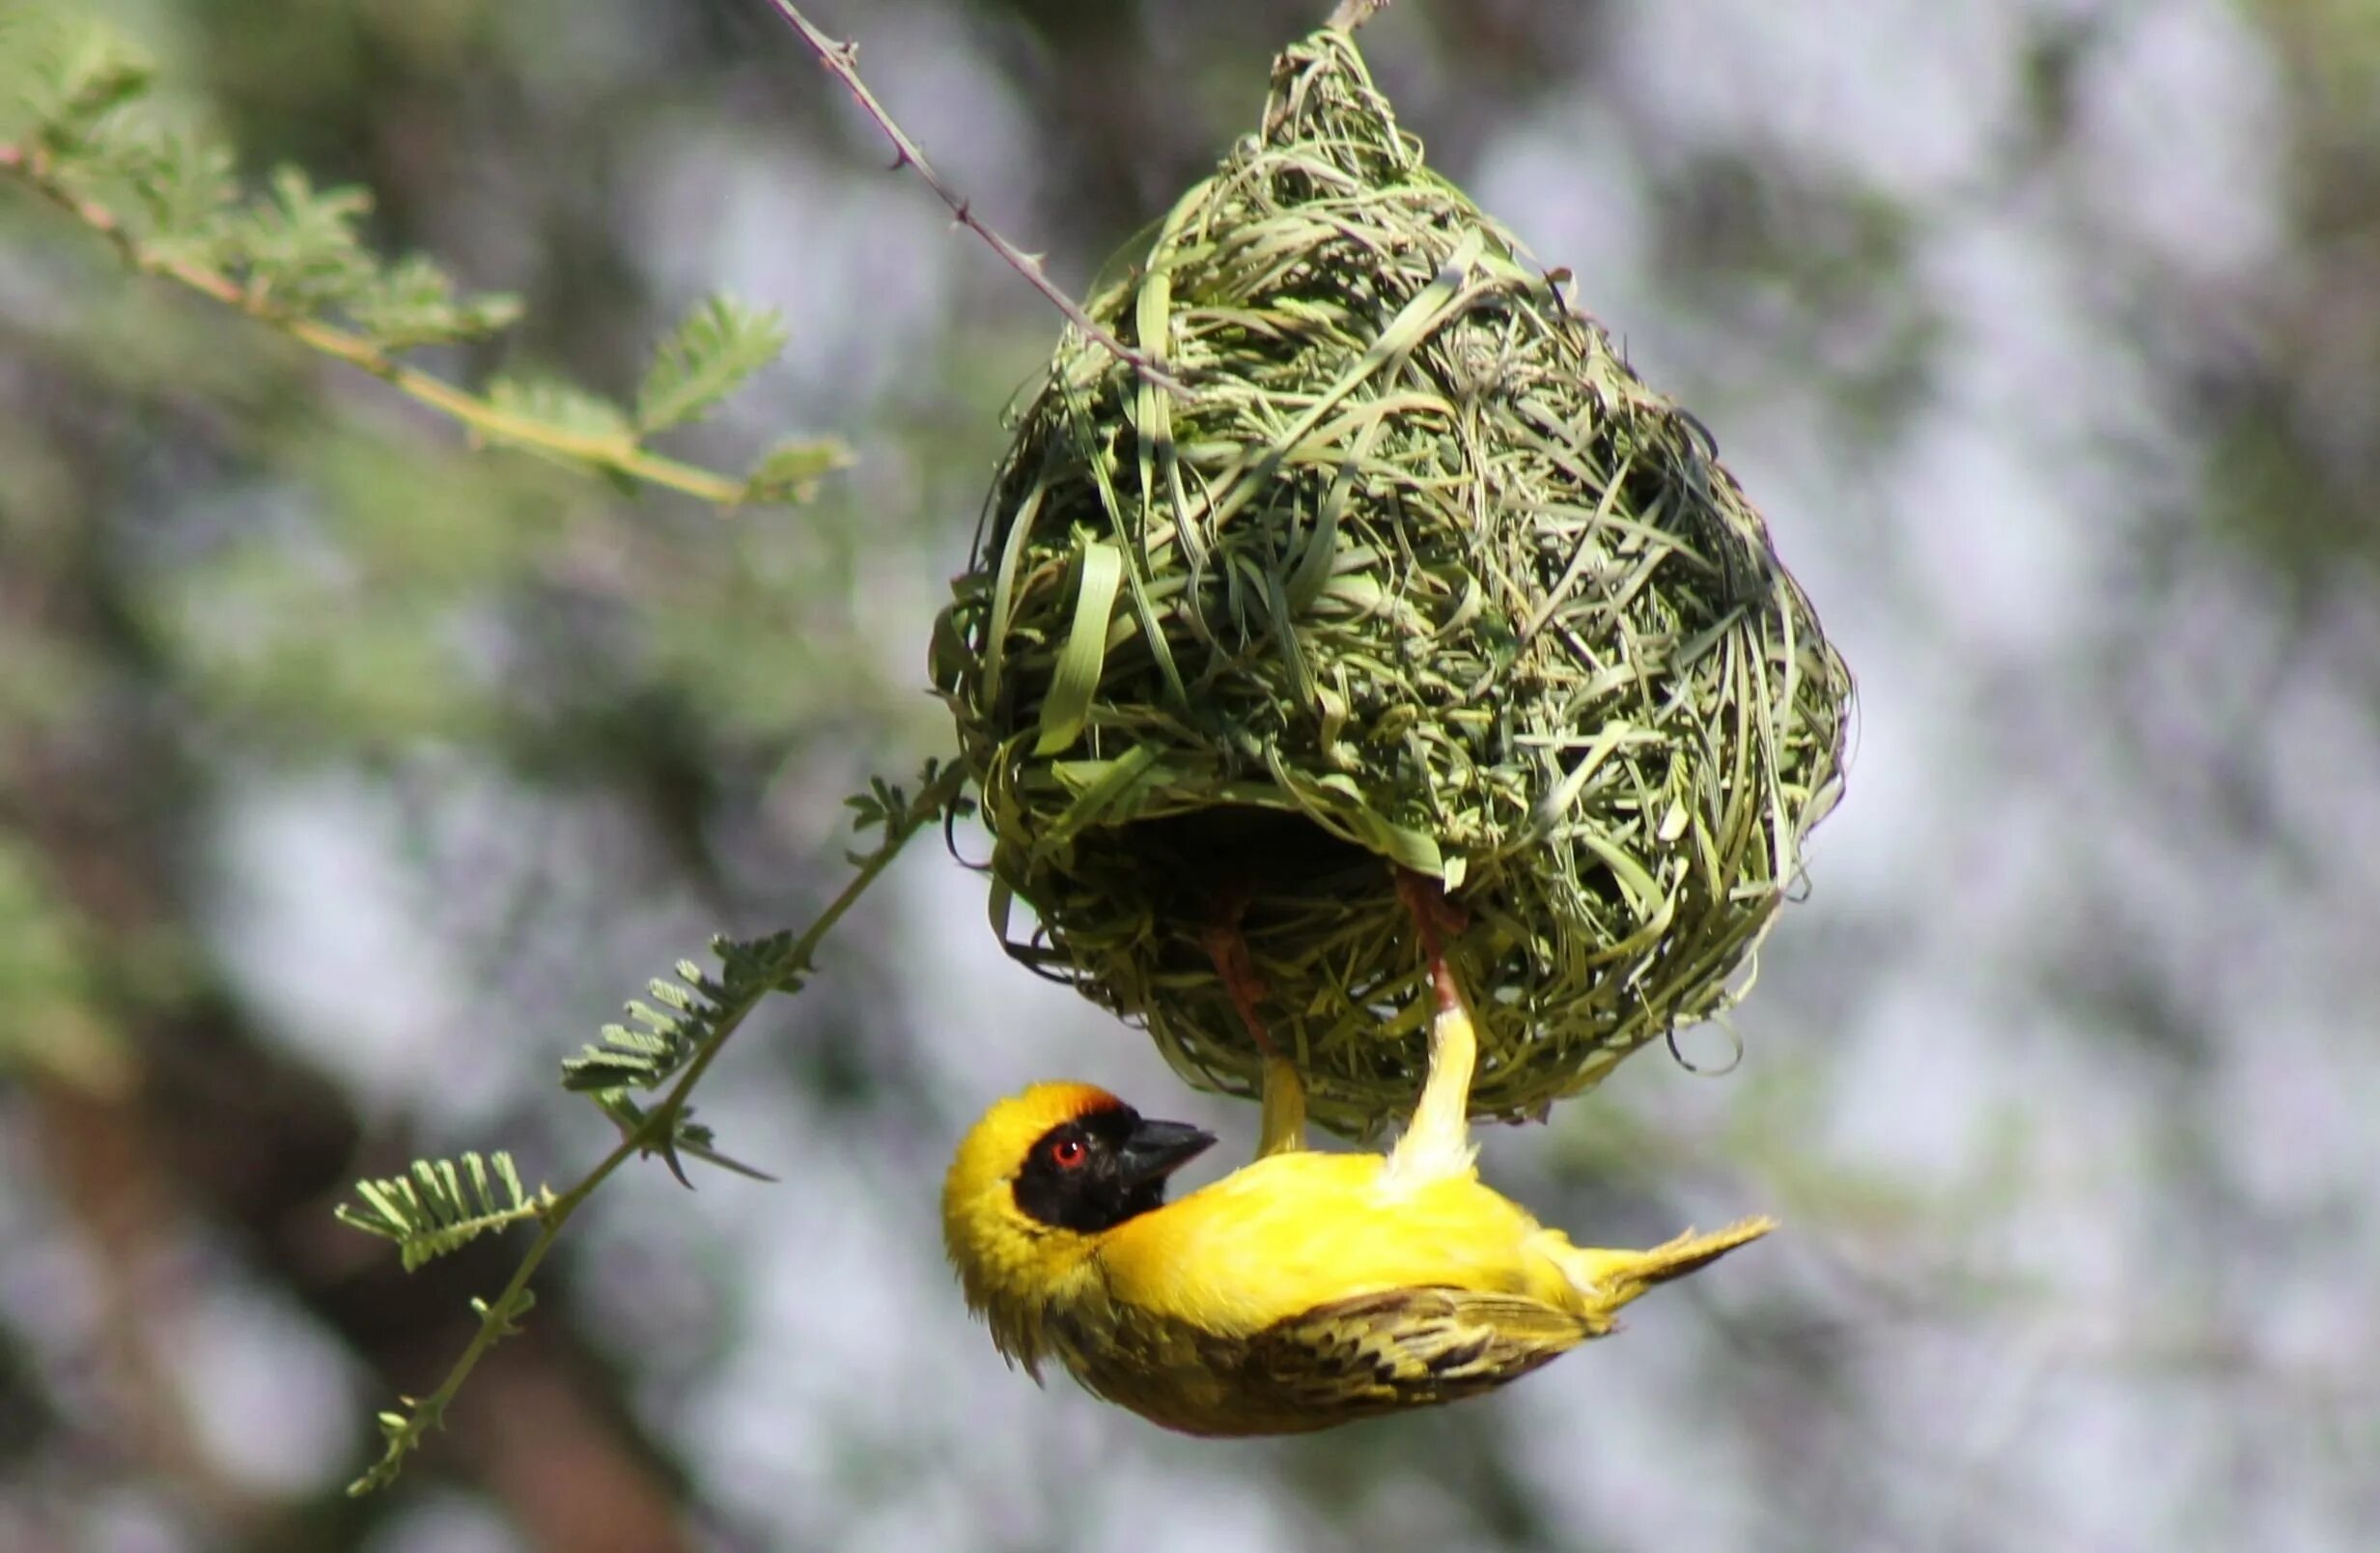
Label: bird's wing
xmin=1232 ymin=1286 xmax=1589 ymax=1416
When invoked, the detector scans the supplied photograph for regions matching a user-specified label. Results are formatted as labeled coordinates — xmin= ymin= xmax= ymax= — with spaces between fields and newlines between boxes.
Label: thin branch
xmin=0 ymin=142 xmax=761 ymax=506
xmin=759 ymin=0 xmax=1190 ymax=400
xmin=347 ymin=759 xmax=968 ymax=1494
xmin=1329 ymin=0 xmax=1391 ymax=30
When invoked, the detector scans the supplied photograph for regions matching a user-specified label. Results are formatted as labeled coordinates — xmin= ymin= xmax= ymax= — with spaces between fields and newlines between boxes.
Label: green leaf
xmin=635 ymin=295 xmax=789 ymax=433
xmin=334 ymin=1151 xmax=551 ymax=1273
xmin=485 ymin=374 xmax=636 ymax=445
xmin=560 ymin=973 xmax=711 ymax=1092
xmin=231 ymin=166 xmax=378 ymax=309
xmin=345 ymin=254 xmax=523 ymax=351
xmin=739 ymin=437 xmax=853 ymax=504
xmin=124 ymin=136 xmax=240 ymax=267
xmin=18 ymin=20 xmax=154 ymax=154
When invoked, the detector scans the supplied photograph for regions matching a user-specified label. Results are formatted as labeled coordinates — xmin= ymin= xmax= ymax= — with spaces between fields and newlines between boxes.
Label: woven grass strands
xmin=935 ymin=24 xmax=1853 ymax=1137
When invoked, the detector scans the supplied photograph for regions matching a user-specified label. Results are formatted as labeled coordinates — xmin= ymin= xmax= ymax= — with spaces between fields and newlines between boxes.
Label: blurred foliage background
xmin=2 ymin=0 xmax=2377 ymax=1549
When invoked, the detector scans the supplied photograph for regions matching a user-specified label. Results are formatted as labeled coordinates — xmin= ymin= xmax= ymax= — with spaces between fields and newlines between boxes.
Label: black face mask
xmin=1013 ymin=1107 xmax=1217 ymax=1232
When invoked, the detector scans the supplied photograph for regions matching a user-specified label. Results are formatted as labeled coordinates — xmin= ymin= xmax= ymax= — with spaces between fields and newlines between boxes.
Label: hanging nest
xmin=931 ymin=23 xmax=1852 ymax=1137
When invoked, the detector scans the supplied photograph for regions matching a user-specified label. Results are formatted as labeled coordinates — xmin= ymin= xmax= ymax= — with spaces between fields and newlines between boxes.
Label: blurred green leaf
xmin=636 ymin=294 xmax=789 ymax=434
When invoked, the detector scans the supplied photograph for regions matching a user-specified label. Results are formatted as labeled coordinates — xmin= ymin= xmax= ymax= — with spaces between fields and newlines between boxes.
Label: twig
xmin=1329 ymin=0 xmax=1390 ymax=31
xmin=759 ymin=0 xmax=1190 ymax=400
xmin=0 ymin=142 xmax=759 ymax=506
xmin=349 ymin=760 xmax=968 ymax=1494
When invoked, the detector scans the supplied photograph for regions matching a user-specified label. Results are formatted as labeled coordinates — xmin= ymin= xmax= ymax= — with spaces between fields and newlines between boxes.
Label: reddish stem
xmin=1200 ymin=884 xmax=1281 ymax=1059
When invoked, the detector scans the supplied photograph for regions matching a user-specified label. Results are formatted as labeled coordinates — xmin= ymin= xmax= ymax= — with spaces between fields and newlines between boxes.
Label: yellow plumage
xmin=941 ymin=968 xmax=1773 ymax=1435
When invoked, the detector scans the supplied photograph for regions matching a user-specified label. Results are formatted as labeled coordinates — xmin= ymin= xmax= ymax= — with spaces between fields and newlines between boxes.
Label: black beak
xmin=1115 ymin=1117 xmax=1216 ymax=1186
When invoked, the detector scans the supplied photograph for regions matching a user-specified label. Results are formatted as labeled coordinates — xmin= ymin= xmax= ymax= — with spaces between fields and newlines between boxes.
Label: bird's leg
xmin=1200 ymin=884 xmax=1305 ymax=1158
xmin=1386 ymin=869 xmax=1477 ymax=1184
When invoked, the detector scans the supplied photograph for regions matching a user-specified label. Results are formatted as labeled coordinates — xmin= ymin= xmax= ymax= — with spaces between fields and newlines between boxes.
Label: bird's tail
xmin=1546 ymin=1217 xmax=1778 ymax=1330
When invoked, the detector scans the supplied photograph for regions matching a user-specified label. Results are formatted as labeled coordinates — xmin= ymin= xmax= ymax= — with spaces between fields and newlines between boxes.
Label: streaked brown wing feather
xmin=1230 ymin=1286 xmax=1591 ymax=1420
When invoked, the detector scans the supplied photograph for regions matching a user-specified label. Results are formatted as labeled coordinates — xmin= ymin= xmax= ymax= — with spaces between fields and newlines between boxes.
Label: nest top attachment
xmin=935 ymin=25 xmax=1852 ymax=1138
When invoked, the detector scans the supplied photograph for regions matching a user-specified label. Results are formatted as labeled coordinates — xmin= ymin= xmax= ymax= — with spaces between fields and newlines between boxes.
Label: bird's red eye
xmin=1050 ymin=1137 xmax=1087 ymax=1170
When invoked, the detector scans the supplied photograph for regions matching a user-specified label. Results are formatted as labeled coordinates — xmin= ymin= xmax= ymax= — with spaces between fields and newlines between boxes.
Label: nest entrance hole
xmin=1091 ymin=805 xmax=1392 ymax=935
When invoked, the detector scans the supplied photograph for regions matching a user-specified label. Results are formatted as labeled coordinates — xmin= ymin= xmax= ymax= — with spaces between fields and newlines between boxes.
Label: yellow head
xmin=941 ymin=1082 xmax=1215 ymax=1375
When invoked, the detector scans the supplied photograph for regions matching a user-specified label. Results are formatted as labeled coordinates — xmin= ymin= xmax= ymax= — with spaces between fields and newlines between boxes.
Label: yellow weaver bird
xmin=942 ymin=881 xmax=1774 ymax=1435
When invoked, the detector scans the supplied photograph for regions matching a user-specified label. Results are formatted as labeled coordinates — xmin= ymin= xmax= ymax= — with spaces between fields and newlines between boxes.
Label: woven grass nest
xmin=932 ymin=23 xmax=1852 ymax=1137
